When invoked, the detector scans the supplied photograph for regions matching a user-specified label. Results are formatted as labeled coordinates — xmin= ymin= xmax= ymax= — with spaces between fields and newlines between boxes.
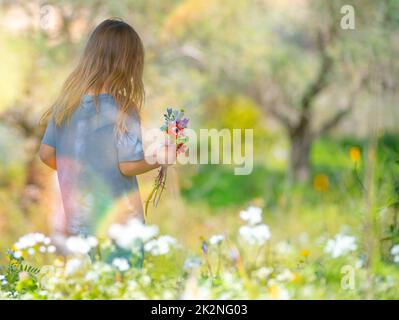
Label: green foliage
xmin=0 ymin=252 xmax=40 ymax=296
xmin=182 ymin=165 xmax=283 ymax=208
xmin=0 ymin=32 xmax=33 ymax=112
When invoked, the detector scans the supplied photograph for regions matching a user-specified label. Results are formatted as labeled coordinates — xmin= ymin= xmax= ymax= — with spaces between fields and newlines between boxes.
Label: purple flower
xmin=230 ymin=248 xmax=239 ymax=262
xmin=180 ymin=118 xmax=189 ymax=128
xmin=201 ymin=241 xmax=208 ymax=255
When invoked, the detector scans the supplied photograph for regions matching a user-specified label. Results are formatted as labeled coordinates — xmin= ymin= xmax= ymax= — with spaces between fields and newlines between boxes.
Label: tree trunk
xmin=289 ymin=129 xmax=313 ymax=183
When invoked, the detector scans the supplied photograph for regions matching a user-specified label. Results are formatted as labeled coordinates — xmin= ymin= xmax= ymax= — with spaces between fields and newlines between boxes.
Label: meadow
xmin=0 ymin=0 xmax=398 ymax=300
xmin=1 ymin=136 xmax=398 ymax=299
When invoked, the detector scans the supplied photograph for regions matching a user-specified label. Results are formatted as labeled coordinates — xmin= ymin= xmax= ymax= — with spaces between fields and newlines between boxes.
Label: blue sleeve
xmin=116 ymin=114 xmax=144 ymax=162
xmin=41 ymin=117 xmax=56 ymax=148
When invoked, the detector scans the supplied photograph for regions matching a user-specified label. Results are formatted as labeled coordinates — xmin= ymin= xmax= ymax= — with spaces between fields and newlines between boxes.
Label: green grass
xmin=181 ymin=134 xmax=399 ymax=209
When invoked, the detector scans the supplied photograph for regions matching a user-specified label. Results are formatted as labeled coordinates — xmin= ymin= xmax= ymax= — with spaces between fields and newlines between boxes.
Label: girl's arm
xmin=118 ymin=145 xmax=175 ymax=177
xmin=39 ymin=144 xmax=57 ymax=170
xmin=119 ymin=160 xmax=161 ymax=176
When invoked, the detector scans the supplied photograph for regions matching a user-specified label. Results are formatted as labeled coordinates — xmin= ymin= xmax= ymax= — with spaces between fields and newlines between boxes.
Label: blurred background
xmin=0 ymin=0 xmax=398 ymax=277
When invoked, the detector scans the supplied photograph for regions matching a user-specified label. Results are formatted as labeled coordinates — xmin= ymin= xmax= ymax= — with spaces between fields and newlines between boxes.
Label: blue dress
xmin=41 ymin=93 xmax=145 ymax=236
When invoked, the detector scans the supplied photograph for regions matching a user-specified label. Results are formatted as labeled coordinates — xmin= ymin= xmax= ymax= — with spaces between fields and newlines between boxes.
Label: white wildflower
xmin=92 ymin=262 xmax=113 ymax=275
xmin=141 ymin=275 xmax=151 ymax=285
xmin=39 ymin=246 xmax=46 ymax=253
xmin=66 ymin=235 xmax=97 ymax=255
xmin=14 ymin=233 xmax=46 ymax=250
xmin=144 ymin=235 xmax=177 ymax=256
xmin=163 ymin=290 xmax=174 ymax=299
xmin=0 ymin=275 xmax=5 ymax=280
xmin=127 ymin=280 xmax=137 ymax=289
xmin=183 ymin=257 xmax=202 ymax=270
xmin=239 ymin=206 xmax=262 ymax=225
xmin=108 ymin=218 xmax=159 ymax=249
xmin=324 ymin=233 xmax=357 ymax=258
xmin=221 ymin=272 xmax=234 ymax=284
xmin=391 ymin=244 xmax=399 ymax=255
xmin=85 ymin=271 xmax=99 ymax=281
xmin=13 ymin=251 xmax=23 ymax=259
xmin=181 ymin=276 xmax=211 ymax=300
xmin=33 ymin=233 xmax=45 ymax=242
xmin=28 ymin=248 xmax=35 ymax=255
xmin=47 ymin=245 xmax=56 ymax=253
xmin=391 ymin=244 xmax=399 ymax=263
xmin=112 ymin=258 xmax=130 ymax=272
xmin=275 ymin=241 xmax=293 ymax=255
xmin=239 ymin=224 xmax=271 ymax=245
xmin=209 ymin=234 xmax=224 ymax=245
xmin=276 ymin=269 xmax=295 ymax=282
xmin=87 ymin=236 xmax=98 ymax=247
xmin=255 ymin=267 xmax=273 ymax=279
xmin=65 ymin=258 xmax=84 ymax=276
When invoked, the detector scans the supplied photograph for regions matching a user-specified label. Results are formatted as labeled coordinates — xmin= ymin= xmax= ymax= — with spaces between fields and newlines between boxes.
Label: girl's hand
xmin=157 ymin=144 xmax=176 ymax=166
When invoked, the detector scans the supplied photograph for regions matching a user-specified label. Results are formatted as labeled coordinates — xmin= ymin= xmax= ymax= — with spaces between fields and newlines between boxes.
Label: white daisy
xmin=239 ymin=224 xmax=271 ymax=245
xmin=112 ymin=258 xmax=130 ymax=272
xmin=239 ymin=206 xmax=263 ymax=225
xmin=209 ymin=234 xmax=224 ymax=245
xmin=324 ymin=233 xmax=357 ymax=258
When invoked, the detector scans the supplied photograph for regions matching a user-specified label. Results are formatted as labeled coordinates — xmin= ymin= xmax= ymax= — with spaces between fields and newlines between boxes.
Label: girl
xmin=39 ymin=19 xmax=169 ymax=241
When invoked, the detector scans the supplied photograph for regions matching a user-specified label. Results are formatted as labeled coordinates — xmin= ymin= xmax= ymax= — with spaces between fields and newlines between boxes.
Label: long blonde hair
xmin=40 ymin=18 xmax=145 ymax=136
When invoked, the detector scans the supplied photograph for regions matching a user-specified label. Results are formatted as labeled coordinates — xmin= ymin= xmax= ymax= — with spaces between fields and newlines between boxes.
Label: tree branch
xmin=268 ymin=105 xmax=294 ymax=129
xmin=301 ymin=53 xmax=333 ymax=111
xmin=300 ymin=30 xmax=335 ymax=112
xmin=315 ymin=107 xmax=352 ymax=138
xmin=249 ymin=79 xmax=296 ymax=130
xmin=291 ymin=23 xmax=339 ymax=137
xmin=313 ymin=74 xmax=365 ymax=138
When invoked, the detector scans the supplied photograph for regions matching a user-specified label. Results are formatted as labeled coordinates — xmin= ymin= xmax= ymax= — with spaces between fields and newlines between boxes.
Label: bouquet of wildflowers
xmin=145 ymin=108 xmax=189 ymax=216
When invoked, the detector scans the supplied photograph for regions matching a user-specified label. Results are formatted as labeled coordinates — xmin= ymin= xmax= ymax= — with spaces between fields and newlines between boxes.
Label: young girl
xmin=39 ymin=19 xmax=168 ymax=240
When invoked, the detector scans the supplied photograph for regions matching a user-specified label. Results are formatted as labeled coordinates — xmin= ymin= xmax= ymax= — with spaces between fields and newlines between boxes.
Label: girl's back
xmin=42 ymin=93 xmax=144 ymax=235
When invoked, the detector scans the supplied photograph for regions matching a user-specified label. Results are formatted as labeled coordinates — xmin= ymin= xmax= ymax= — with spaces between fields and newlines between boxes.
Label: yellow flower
xmin=292 ymin=273 xmax=302 ymax=284
xmin=349 ymin=147 xmax=361 ymax=163
xmin=313 ymin=174 xmax=329 ymax=192
xmin=54 ymin=257 xmax=66 ymax=267
xmin=115 ymin=273 xmax=122 ymax=282
xmin=268 ymin=285 xmax=281 ymax=299
xmin=300 ymin=249 xmax=310 ymax=258
xmin=267 ymin=284 xmax=289 ymax=299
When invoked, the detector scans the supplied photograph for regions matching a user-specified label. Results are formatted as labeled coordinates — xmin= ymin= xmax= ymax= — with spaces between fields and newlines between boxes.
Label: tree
xmin=250 ymin=6 xmax=362 ymax=182
xmin=161 ymin=0 xmax=398 ymax=182
xmin=253 ymin=0 xmax=397 ymax=182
